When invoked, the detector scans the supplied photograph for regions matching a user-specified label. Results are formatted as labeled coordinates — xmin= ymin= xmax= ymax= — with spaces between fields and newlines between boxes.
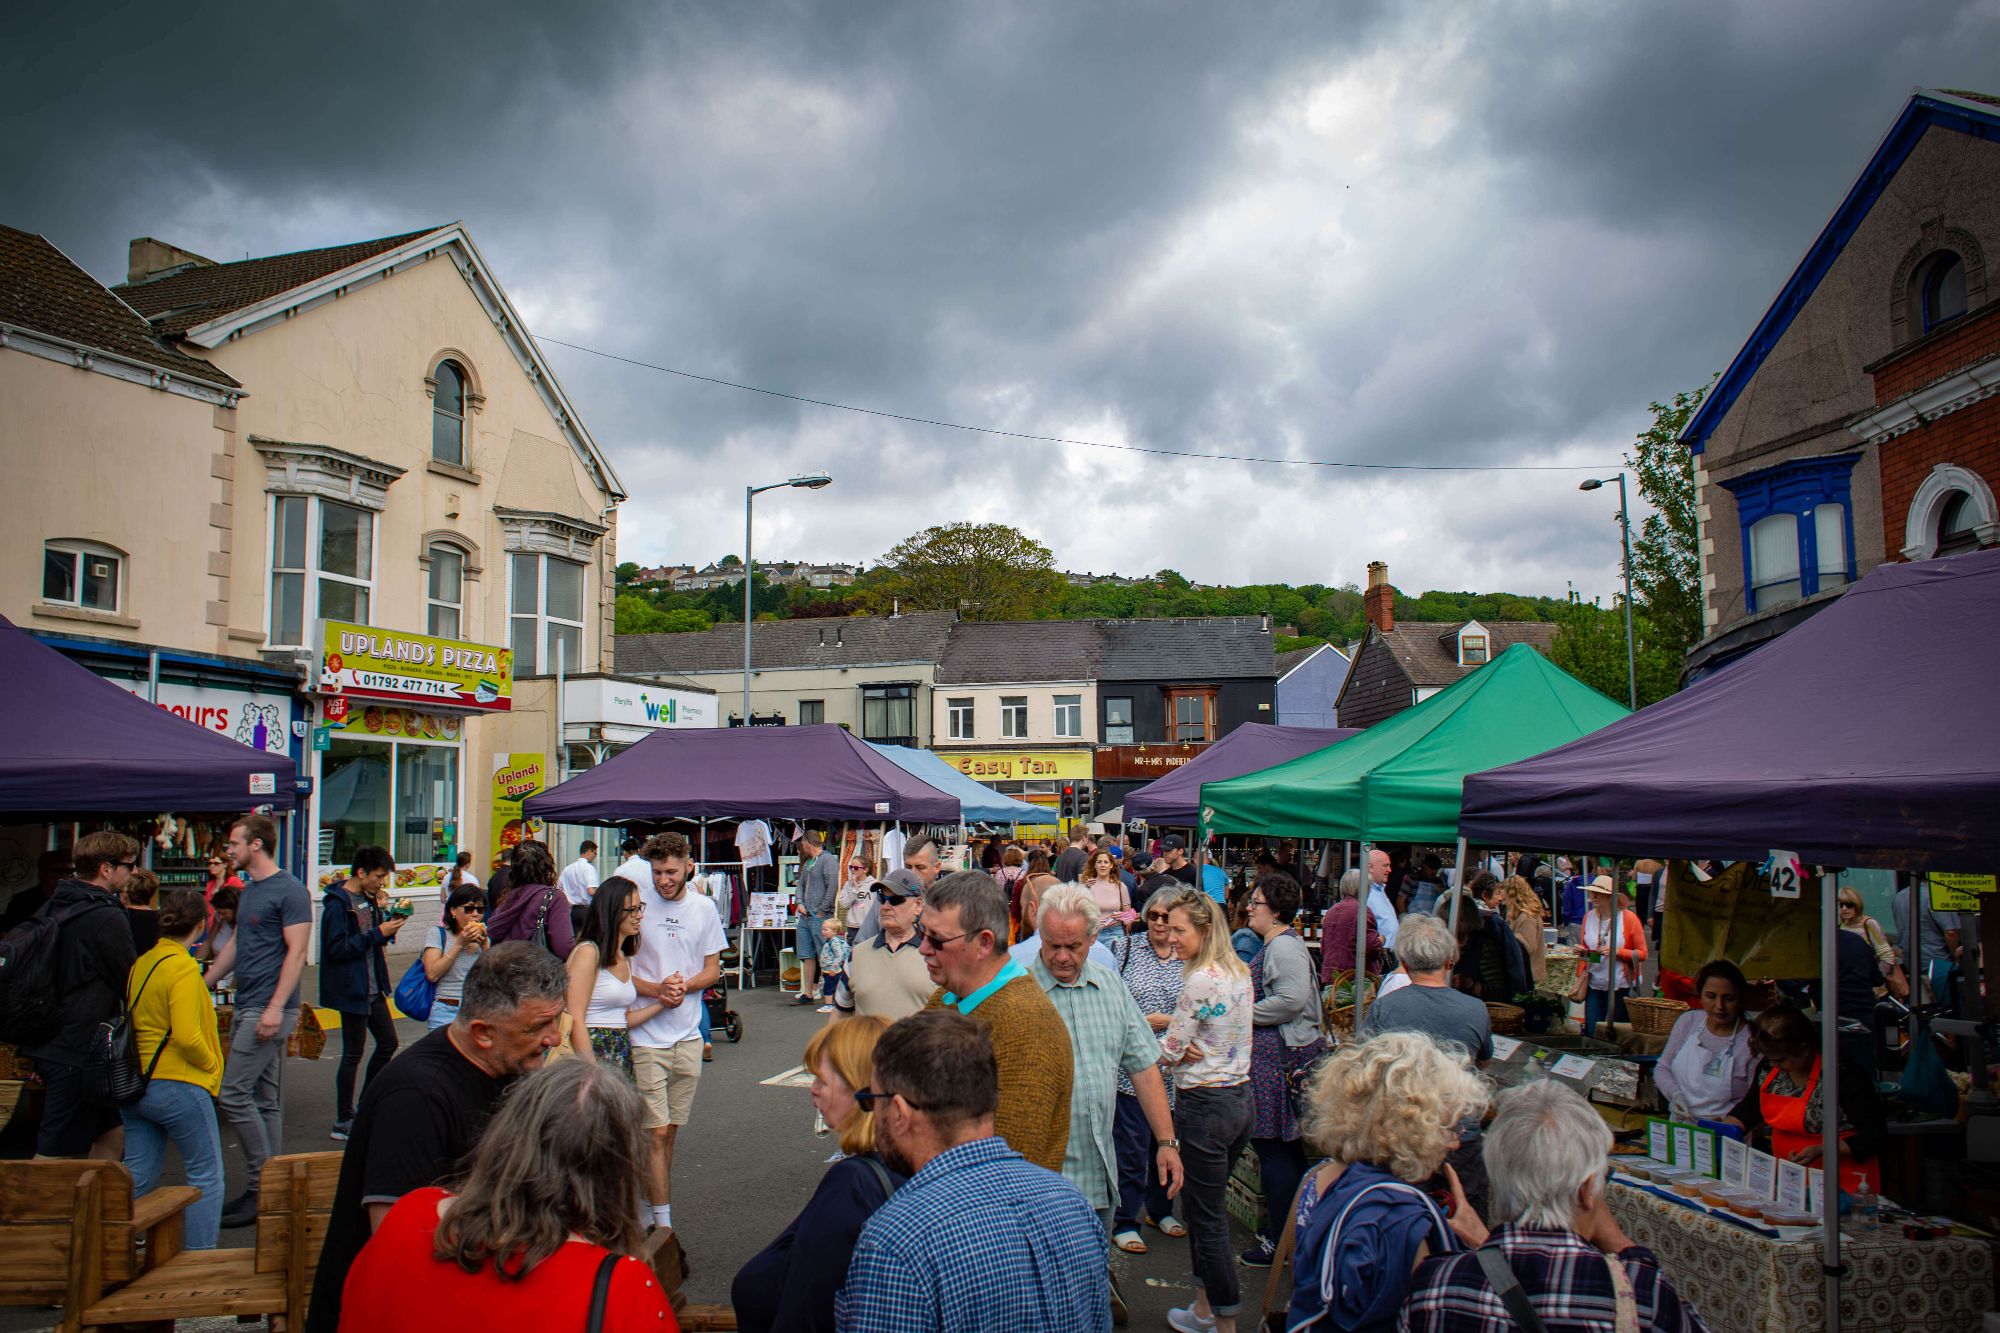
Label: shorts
xmin=796 ymin=913 xmax=828 ymax=962
xmin=34 ymin=1059 xmax=125 ymax=1157
xmin=632 ymin=1039 xmax=704 ymax=1128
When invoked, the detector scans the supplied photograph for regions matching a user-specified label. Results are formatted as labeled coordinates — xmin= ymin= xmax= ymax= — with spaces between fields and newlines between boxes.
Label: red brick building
xmin=1681 ymin=89 xmax=2000 ymax=677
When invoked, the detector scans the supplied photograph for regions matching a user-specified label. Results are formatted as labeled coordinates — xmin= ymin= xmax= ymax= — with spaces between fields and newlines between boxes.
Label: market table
xmin=1607 ymin=1179 xmax=1993 ymax=1332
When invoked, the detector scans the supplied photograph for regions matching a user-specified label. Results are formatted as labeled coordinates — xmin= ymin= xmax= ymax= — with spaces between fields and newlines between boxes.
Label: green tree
xmin=877 ymin=522 xmax=1067 ymax=621
xmin=658 ymin=608 xmax=713 ymax=633
xmin=615 ymin=593 xmax=673 ymax=634
xmin=1625 ymin=381 xmax=1711 ymax=673
xmin=615 ymin=561 xmax=641 ymax=588
xmin=1550 ymin=595 xmax=1681 ymax=709
xmin=717 ymin=554 xmax=742 ymax=568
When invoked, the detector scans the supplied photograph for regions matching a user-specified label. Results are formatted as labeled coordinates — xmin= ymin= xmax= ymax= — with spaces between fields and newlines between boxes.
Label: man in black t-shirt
xmin=305 ymin=942 xmax=566 ymax=1333
xmin=1158 ymin=835 xmax=1198 ymax=887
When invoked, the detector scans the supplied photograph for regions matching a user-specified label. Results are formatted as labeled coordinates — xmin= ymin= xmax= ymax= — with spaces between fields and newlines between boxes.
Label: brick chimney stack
xmin=1364 ymin=560 xmax=1395 ymax=634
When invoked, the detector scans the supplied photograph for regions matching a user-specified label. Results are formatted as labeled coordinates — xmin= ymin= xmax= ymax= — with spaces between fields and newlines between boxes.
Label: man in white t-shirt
xmin=630 ymin=831 xmax=725 ymax=1231
xmin=558 ymin=840 xmax=600 ymax=906
xmin=735 ymin=818 xmax=774 ymax=892
xmin=609 ymin=836 xmax=650 ymax=895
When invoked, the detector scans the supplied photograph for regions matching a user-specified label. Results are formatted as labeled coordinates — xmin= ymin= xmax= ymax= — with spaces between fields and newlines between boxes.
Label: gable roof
xmin=1276 ymin=642 xmax=1347 ymax=681
xmin=1367 ymin=620 xmax=1557 ymax=688
xmin=116 ymin=223 xmax=625 ymax=499
xmin=618 ymin=612 xmax=956 ymax=677
xmin=117 ymin=228 xmax=437 ymax=336
xmin=1680 ymin=88 xmax=2000 ymax=454
xmin=937 ymin=620 xmax=1101 ymax=684
xmin=0 ymin=224 xmax=240 ymax=389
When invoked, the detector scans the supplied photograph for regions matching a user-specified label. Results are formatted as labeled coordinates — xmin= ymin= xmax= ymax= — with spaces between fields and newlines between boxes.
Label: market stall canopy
xmin=0 ymin=615 xmax=295 ymax=814
xmin=1201 ymin=644 xmax=1625 ymax=841
xmin=1122 ymin=722 xmax=1360 ymax=825
xmin=866 ymin=743 xmax=1048 ymax=825
xmin=1460 ymin=548 xmax=2000 ymax=871
xmin=524 ymin=722 xmax=960 ymax=824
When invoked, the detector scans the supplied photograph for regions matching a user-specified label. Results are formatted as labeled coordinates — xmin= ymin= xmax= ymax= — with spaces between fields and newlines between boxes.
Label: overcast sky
xmin=8 ymin=2 xmax=1999 ymax=603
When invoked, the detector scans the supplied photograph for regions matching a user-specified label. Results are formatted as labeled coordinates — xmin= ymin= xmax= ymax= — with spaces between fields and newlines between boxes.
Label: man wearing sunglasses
xmin=832 ymin=869 xmax=933 ymax=1022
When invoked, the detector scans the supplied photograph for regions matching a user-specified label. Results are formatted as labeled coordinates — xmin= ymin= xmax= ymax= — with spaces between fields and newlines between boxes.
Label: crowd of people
xmin=7 ymin=816 xmax=1952 ymax=1332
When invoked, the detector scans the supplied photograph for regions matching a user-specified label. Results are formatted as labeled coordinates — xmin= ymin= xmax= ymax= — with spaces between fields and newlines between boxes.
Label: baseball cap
xmin=1161 ymin=834 xmax=1187 ymax=852
xmin=875 ymin=869 xmax=925 ymax=903
xmin=1131 ymin=850 xmax=1155 ymax=871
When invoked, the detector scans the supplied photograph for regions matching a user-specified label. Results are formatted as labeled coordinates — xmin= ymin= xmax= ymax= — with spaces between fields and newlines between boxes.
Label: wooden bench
xmin=643 ymin=1226 xmax=736 ymax=1330
xmin=77 ymin=1150 xmax=341 ymax=1332
xmin=0 ymin=1158 xmax=200 ymax=1333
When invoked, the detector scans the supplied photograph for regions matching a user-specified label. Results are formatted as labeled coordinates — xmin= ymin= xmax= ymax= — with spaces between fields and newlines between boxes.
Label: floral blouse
xmin=1159 ymin=961 xmax=1252 ymax=1089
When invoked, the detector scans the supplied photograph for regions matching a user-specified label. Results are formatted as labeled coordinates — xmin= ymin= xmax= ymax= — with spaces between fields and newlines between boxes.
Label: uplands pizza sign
xmin=317 ymin=620 xmax=513 ymax=713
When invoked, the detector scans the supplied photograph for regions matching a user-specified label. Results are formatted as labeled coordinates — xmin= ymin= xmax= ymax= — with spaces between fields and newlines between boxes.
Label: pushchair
xmin=705 ymin=980 xmax=742 ymax=1043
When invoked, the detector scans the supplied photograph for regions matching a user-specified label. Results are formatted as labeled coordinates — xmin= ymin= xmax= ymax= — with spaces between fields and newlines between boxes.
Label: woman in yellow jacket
xmin=123 ymin=887 xmax=226 ymax=1248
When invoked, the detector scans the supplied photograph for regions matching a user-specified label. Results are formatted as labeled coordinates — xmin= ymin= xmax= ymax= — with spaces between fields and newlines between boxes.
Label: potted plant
xmin=1515 ymin=990 xmax=1567 ymax=1035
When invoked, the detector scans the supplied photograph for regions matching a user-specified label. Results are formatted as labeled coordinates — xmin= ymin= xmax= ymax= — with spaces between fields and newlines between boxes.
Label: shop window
xmin=395 ymin=743 xmax=460 ymax=865
xmin=861 ymin=684 xmax=916 ymax=748
xmin=432 ymin=360 xmax=467 ymax=466
xmin=1104 ymin=696 xmax=1135 ymax=745
xmin=947 ymin=697 xmax=975 ymax=739
xmin=320 ymin=738 xmax=392 ymax=867
xmin=1000 ymin=696 xmax=1028 ymax=739
xmin=427 ymin=544 xmax=464 ymax=639
xmin=798 ymin=699 xmax=825 ymax=725
xmin=1166 ymin=688 xmax=1217 ymax=742
xmin=1921 ymin=252 xmax=1969 ymax=332
xmin=42 ymin=541 xmax=122 ymax=613
xmin=321 ymin=735 xmax=460 ymax=869
xmin=269 ymin=496 xmax=373 ymax=645
xmin=1053 ymin=693 xmax=1082 ymax=738
xmin=510 ymin=553 xmax=586 ymax=675
xmin=1721 ymin=454 xmax=1860 ymax=613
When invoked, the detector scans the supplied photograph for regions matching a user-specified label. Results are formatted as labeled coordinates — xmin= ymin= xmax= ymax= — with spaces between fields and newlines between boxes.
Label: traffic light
xmin=1060 ymin=783 xmax=1076 ymax=820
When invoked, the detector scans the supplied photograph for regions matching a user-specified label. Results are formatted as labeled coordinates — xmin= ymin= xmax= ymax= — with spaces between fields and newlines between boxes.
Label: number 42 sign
xmin=1765 ymin=850 xmax=1803 ymax=899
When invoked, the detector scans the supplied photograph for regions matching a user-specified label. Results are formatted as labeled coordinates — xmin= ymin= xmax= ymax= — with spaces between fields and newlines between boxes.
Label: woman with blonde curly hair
xmin=1499 ymin=874 xmax=1547 ymax=984
xmin=733 ymin=1015 xmax=905 ymax=1333
xmin=1284 ymin=1032 xmax=1491 ymax=1333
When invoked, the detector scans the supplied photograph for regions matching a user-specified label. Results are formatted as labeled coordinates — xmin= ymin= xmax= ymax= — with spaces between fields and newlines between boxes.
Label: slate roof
xmin=618 ymin=612 xmax=957 ymax=676
xmin=1099 ymin=617 xmax=1275 ymax=680
xmin=117 ymin=227 xmax=442 ymax=336
xmin=935 ymin=620 xmax=1102 ymax=683
xmin=1373 ymin=621 xmax=1558 ymax=688
xmin=0 ymin=225 xmax=240 ymax=386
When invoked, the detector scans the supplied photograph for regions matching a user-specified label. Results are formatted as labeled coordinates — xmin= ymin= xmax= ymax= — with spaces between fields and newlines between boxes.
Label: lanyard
xmin=941 ymin=957 xmax=1025 ymax=1014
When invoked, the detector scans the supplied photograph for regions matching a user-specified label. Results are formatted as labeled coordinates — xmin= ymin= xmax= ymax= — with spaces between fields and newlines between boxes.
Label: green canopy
xmin=1199 ymin=643 xmax=1628 ymax=841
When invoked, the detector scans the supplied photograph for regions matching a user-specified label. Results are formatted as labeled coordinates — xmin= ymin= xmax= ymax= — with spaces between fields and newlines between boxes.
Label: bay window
xmin=1722 ymin=454 xmax=1860 ymax=614
xmin=269 ymin=495 xmax=374 ymax=645
xmin=510 ymin=553 xmax=585 ymax=675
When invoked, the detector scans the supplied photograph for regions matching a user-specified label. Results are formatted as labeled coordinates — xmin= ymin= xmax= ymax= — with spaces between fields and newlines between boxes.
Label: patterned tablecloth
xmin=1607 ymin=1180 xmax=1994 ymax=1332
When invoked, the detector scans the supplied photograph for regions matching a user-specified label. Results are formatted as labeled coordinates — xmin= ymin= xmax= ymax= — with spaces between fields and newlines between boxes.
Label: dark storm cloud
xmin=5 ymin=1 xmax=1999 ymax=596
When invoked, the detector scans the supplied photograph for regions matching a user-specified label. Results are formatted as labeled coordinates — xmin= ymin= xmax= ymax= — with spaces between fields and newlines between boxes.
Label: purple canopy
xmin=525 ymin=722 xmax=961 ymax=824
xmin=1460 ymin=548 xmax=2000 ymax=871
xmin=1122 ymin=722 xmax=1360 ymax=825
xmin=0 ymin=616 xmax=294 ymax=814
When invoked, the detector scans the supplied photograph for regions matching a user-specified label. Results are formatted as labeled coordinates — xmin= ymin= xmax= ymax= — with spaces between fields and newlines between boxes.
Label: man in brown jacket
xmin=921 ymin=870 xmax=1073 ymax=1172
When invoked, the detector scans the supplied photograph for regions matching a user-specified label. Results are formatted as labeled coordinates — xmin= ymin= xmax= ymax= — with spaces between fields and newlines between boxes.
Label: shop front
xmin=933 ymin=747 xmax=1092 ymax=835
xmin=309 ymin=619 xmax=511 ymax=912
xmin=1094 ymin=741 xmax=1206 ymax=821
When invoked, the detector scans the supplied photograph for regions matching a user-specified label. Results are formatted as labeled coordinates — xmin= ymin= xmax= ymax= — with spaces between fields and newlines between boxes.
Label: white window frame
xmin=427 ymin=542 xmax=465 ymax=639
xmin=431 ymin=360 xmax=467 ymax=466
xmin=267 ymin=495 xmax=376 ymax=646
xmin=41 ymin=540 xmax=124 ymax=614
xmin=947 ymin=697 xmax=975 ymax=740
xmin=1053 ymin=693 xmax=1082 ymax=739
xmin=510 ymin=552 xmax=587 ymax=676
xmin=1000 ymin=696 xmax=1028 ymax=739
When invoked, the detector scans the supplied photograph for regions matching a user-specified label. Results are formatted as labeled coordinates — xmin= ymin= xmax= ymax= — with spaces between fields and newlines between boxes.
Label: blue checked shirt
xmin=835 ymin=1135 xmax=1110 ymax=1333
xmin=1397 ymin=1224 xmax=1712 ymax=1333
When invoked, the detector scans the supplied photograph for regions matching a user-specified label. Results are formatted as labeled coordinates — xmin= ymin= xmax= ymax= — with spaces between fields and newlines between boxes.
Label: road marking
xmin=761 ymin=1064 xmax=814 ymax=1088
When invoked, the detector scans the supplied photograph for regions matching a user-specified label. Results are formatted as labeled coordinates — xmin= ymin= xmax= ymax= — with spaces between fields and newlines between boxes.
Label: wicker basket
xmin=1625 ymin=995 xmax=1690 ymax=1037
xmin=216 ymin=1005 xmax=327 ymax=1060
xmin=1485 ymin=1002 xmax=1526 ymax=1037
xmin=1322 ymin=972 xmax=1375 ymax=1039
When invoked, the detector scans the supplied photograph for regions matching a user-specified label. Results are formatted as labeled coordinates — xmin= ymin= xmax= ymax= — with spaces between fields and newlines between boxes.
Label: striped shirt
xmin=1115 ymin=940 xmax=1185 ymax=1100
xmin=1398 ymin=1224 xmax=1711 ymax=1333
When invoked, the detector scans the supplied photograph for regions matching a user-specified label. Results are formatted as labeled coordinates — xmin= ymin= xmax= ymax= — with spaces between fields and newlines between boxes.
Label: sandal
xmin=1152 ymin=1213 xmax=1187 ymax=1238
xmin=1112 ymin=1228 xmax=1147 ymax=1254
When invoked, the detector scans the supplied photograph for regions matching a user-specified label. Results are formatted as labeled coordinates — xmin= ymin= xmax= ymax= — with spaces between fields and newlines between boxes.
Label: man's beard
xmin=875 ymin=1122 xmax=915 ymax=1176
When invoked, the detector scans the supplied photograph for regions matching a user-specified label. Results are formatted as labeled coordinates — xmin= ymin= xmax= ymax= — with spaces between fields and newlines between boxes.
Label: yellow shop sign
xmin=937 ymin=750 xmax=1094 ymax=781
xmin=318 ymin=620 xmax=513 ymax=712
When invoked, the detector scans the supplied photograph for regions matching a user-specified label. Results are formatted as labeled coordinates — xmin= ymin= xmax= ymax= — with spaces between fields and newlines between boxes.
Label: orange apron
xmin=1760 ymin=1057 xmax=1880 ymax=1195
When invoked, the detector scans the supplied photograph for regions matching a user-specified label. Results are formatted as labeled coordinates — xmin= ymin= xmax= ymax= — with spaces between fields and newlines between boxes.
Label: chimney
xmin=127 ymin=237 xmax=217 ymax=285
xmin=1363 ymin=560 xmax=1395 ymax=634
xmin=836 ymin=625 xmax=844 ymax=646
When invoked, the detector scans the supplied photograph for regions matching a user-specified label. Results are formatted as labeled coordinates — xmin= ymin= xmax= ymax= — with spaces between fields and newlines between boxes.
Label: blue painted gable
xmin=1275 ymin=645 xmax=1350 ymax=728
xmin=1680 ymin=89 xmax=2000 ymax=455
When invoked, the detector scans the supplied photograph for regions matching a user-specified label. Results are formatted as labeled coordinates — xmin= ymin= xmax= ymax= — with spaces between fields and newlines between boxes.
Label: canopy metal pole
xmin=1820 ymin=870 xmax=1842 ymax=1329
xmin=1355 ymin=841 xmax=1374 ymax=1024
xmin=1609 ymin=863 xmax=1624 ymax=1034
xmin=1447 ymin=837 xmax=1468 ymax=934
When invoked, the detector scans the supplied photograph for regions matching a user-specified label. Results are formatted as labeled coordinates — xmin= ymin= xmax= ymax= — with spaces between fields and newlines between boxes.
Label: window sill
xmin=32 ymin=602 xmax=139 ymax=631
xmin=427 ymin=459 xmax=482 ymax=485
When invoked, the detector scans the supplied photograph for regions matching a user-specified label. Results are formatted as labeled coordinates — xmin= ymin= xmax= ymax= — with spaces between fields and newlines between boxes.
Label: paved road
xmin=5 ymin=969 xmax=1263 ymax=1330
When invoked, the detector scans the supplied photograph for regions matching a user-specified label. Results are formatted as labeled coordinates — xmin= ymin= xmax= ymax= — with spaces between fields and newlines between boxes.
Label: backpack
xmin=0 ymin=900 xmax=81 ymax=1045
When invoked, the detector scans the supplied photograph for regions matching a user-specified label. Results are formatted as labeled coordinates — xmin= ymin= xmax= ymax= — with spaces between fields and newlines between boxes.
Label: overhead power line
xmin=533 ymin=334 xmax=1615 ymax=473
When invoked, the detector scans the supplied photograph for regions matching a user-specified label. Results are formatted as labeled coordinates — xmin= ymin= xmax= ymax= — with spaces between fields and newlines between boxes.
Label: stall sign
xmin=110 ymin=679 xmax=297 ymax=757
xmin=491 ymin=753 xmax=547 ymax=861
xmin=1092 ymin=743 xmax=1205 ymax=781
xmin=936 ymin=749 xmax=1094 ymax=782
xmin=318 ymin=620 xmax=512 ymax=712
xmin=1931 ymin=873 xmax=1997 ymax=912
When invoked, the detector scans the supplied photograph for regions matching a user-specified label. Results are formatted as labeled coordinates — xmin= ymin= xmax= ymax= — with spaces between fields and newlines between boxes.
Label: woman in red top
xmin=341 ymin=1059 xmax=677 ymax=1332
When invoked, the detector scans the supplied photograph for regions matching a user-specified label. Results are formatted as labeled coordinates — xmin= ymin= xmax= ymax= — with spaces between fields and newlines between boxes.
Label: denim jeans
xmin=1584 ymin=986 xmax=1629 ymax=1038
xmin=427 ymin=996 xmax=459 ymax=1032
xmin=336 ymin=997 xmax=399 ymax=1122
xmin=1174 ymin=1083 xmax=1254 ymax=1316
xmin=123 ymin=1078 xmax=224 ymax=1249
xmin=698 ymin=993 xmax=713 ymax=1043
xmin=1113 ymin=1091 xmax=1173 ymax=1231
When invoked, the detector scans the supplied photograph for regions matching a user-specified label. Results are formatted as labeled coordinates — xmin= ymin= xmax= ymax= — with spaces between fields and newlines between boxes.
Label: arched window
xmin=1938 ymin=490 xmax=1981 ymax=556
xmin=1921 ymin=252 xmax=1968 ymax=332
xmin=432 ymin=360 xmax=466 ymax=465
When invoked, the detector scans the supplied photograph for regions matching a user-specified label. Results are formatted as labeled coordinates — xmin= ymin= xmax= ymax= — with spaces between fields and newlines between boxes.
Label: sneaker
xmin=794 ymin=993 xmax=817 ymax=1005
xmin=816 ymin=1004 xmax=834 ymax=1013
xmin=1165 ymin=1306 xmax=1216 ymax=1333
xmin=1239 ymin=1234 xmax=1277 ymax=1267
xmin=219 ymin=1189 xmax=260 ymax=1229
xmin=329 ymin=1120 xmax=352 ymax=1142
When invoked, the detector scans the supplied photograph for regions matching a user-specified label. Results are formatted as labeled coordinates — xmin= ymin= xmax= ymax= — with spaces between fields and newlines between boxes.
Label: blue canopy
xmin=867 ymin=744 xmax=1048 ymax=825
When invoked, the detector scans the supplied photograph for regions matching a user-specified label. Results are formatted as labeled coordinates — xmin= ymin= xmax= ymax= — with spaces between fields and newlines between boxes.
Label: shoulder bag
xmin=529 ymin=888 xmax=557 ymax=954
xmin=84 ymin=957 xmax=171 ymax=1108
xmin=585 ymin=1250 xmax=620 ymax=1333
xmin=394 ymin=933 xmax=440 ymax=1021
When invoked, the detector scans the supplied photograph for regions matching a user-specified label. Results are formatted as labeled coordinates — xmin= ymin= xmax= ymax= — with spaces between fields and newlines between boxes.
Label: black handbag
xmin=83 ymin=957 xmax=170 ymax=1108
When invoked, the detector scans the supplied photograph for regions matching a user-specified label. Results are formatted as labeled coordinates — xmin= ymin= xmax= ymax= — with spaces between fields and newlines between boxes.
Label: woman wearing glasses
xmin=564 ymin=876 xmax=669 ymax=1078
xmin=419 ymin=886 xmax=489 ymax=1032
xmin=1111 ymin=885 xmax=1196 ymax=1255
xmin=202 ymin=850 xmax=243 ymax=903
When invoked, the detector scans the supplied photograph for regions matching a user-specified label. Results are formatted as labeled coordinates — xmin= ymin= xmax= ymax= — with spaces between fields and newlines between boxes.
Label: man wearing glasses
xmin=832 ymin=870 xmax=932 ymax=1021
xmin=16 ymin=830 xmax=139 ymax=1159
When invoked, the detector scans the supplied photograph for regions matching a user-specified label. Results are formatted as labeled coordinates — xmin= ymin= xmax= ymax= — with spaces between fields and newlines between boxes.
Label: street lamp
xmin=1578 ymin=474 xmax=1638 ymax=709
xmin=743 ymin=473 xmax=833 ymax=724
